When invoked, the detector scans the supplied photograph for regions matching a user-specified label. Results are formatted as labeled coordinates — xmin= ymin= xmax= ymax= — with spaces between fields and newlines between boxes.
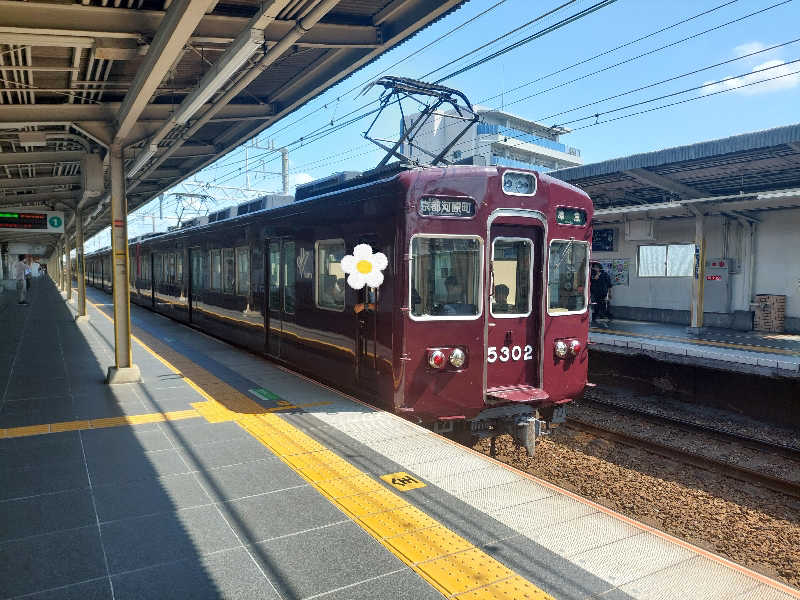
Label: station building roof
xmin=0 ymin=0 xmax=467 ymax=256
xmin=551 ymin=122 xmax=800 ymax=218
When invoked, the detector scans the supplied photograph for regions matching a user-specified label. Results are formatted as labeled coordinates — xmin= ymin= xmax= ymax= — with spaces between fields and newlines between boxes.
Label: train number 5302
xmin=487 ymin=345 xmax=534 ymax=363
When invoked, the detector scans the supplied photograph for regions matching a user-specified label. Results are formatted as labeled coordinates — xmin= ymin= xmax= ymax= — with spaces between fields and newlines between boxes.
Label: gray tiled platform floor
xmin=72 ymin=284 xmax=800 ymax=600
xmin=0 ymin=281 xmax=436 ymax=600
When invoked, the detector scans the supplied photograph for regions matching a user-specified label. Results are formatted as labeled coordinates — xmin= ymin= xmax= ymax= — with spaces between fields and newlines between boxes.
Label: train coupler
xmin=513 ymin=416 xmax=546 ymax=456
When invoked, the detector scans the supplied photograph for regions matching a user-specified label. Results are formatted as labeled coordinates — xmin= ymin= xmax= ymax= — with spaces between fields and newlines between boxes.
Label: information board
xmin=0 ymin=210 xmax=64 ymax=233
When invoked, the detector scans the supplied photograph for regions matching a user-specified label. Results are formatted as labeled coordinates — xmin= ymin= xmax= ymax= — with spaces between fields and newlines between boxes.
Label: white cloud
xmin=734 ymin=41 xmax=768 ymax=57
xmin=702 ymin=59 xmax=800 ymax=96
xmin=292 ymin=173 xmax=313 ymax=186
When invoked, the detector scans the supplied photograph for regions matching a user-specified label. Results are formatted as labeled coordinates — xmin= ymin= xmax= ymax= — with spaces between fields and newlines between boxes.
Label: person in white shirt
xmin=30 ymin=259 xmax=41 ymax=278
xmin=14 ymin=255 xmax=29 ymax=305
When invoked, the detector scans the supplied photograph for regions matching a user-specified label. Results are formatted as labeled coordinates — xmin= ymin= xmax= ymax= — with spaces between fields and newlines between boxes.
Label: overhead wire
xmin=210 ymin=0 xmax=788 ymax=185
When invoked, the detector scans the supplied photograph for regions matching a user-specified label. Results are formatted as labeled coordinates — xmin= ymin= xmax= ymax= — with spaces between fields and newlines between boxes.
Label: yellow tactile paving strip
xmin=0 ymin=409 xmax=200 ymax=439
xmin=79 ymin=295 xmax=555 ymax=599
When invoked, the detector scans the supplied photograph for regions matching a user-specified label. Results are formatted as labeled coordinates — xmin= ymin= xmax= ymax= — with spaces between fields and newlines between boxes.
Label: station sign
xmin=0 ymin=210 xmax=64 ymax=233
xmin=419 ymin=196 xmax=475 ymax=218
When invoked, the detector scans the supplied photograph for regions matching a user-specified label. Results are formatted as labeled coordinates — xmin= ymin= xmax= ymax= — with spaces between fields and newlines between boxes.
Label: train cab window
xmin=410 ymin=236 xmax=482 ymax=319
xmin=211 ymin=249 xmax=222 ymax=291
xmin=236 ymin=247 xmax=249 ymax=295
xmin=491 ymin=238 xmax=532 ymax=317
xmin=315 ymin=239 xmax=346 ymax=311
xmin=548 ymin=239 xmax=588 ymax=314
xmin=223 ymin=249 xmax=235 ymax=293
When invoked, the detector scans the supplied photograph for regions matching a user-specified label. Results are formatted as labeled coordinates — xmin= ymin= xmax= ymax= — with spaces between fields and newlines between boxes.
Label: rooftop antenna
xmin=360 ymin=76 xmax=479 ymax=169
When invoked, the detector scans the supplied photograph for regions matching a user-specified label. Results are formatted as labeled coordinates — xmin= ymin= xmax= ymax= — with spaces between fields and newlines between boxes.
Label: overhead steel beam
xmin=0 ymin=175 xmax=80 ymax=190
xmin=625 ymin=168 xmax=704 ymax=199
xmin=115 ymin=0 xmax=216 ymax=143
xmin=0 ymin=3 xmax=378 ymax=47
xmin=195 ymin=0 xmax=464 ymax=172
xmin=0 ymin=151 xmax=84 ymax=166
xmin=0 ymin=191 xmax=80 ymax=205
xmin=0 ymin=103 xmax=276 ymax=124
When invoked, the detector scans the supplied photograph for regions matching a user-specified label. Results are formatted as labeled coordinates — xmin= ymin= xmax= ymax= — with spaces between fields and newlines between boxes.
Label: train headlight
xmin=428 ymin=350 xmax=446 ymax=369
xmin=554 ymin=340 xmax=568 ymax=359
xmin=569 ymin=339 xmax=582 ymax=356
xmin=449 ymin=348 xmax=466 ymax=368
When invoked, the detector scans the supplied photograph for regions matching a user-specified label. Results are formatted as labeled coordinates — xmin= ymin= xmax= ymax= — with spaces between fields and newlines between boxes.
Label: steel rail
xmin=582 ymin=395 xmax=800 ymax=461
xmin=565 ymin=418 xmax=800 ymax=500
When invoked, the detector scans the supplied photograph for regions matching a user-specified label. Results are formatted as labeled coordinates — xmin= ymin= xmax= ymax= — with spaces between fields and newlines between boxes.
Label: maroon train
xmin=85 ymin=164 xmax=592 ymax=452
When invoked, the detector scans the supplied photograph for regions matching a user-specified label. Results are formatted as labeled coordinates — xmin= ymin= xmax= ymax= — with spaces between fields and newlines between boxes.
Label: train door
xmin=265 ymin=238 xmax=295 ymax=359
xmin=486 ymin=217 xmax=543 ymax=399
xmin=354 ymin=235 xmax=381 ymax=394
xmin=187 ymin=247 xmax=199 ymax=322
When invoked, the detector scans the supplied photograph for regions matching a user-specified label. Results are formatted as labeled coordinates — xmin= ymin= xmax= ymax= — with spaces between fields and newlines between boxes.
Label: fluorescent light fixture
xmin=127 ymin=144 xmax=158 ymax=178
xmin=173 ymin=28 xmax=264 ymax=125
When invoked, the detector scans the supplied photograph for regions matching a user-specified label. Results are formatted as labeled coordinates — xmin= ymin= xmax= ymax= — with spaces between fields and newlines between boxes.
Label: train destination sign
xmin=0 ymin=210 xmax=65 ymax=233
xmin=419 ymin=196 xmax=475 ymax=218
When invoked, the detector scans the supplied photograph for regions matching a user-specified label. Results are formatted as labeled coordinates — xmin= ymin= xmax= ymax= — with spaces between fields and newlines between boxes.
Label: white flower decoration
xmin=340 ymin=243 xmax=388 ymax=290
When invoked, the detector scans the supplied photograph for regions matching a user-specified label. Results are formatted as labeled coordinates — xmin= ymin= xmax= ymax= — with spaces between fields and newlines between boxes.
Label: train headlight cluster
xmin=554 ymin=338 xmax=583 ymax=360
xmin=427 ymin=347 xmax=467 ymax=370
xmin=502 ymin=171 xmax=537 ymax=196
xmin=449 ymin=348 xmax=466 ymax=368
xmin=428 ymin=350 xmax=446 ymax=369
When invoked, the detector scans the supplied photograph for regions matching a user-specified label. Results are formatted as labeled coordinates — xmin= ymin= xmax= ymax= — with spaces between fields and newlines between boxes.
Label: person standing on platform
xmin=590 ymin=262 xmax=613 ymax=324
xmin=14 ymin=255 xmax=29 ymax=305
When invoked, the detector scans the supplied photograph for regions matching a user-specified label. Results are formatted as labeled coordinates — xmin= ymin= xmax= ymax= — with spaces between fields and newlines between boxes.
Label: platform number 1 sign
xmin=380 ymin=471 xmax=426 ymax=491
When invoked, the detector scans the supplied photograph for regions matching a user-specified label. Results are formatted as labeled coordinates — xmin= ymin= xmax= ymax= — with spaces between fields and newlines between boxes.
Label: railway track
xmin=565 ymin=417 xmax=800 ymax=500
xmin=581 ymin=394 xmax=800 ymax=461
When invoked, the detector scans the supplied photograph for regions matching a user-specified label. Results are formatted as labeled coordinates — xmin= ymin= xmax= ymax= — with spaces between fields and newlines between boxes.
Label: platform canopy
xmin=0 ymin=0 xmax=466 ymax=257
xmin=552 ymin=122 xmax=800 ymax=220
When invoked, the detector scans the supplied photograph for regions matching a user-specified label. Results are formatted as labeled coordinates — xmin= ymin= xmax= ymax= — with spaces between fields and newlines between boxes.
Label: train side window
xmin=284 ymin=241 xmax=296 ymax=314
xmin=236 ymin=247 xmax=250 ymax=295
xmin=154 ymin=254 xmax=163 ymax=284
xmin=491 ymin=238 xmax=532 ymax=317
xmin=548 ymin=239 xmax=588 ymax=314
xmin=315 ymin=239 xmax=345 ymax=311
xmin=269 ymin=242 xmax=280 ymax=308
xmin=211 ymin=249 xmax=222 ymax=291
xmin=167 ymin=253 xmax=176 ymax=283
xmin=191 ymin=251 xmax=203 ymax=290
xmin=176 ymin=253 xmax=183 ymax=283
xmin=223 ymin=248 xmax=235 ymax=293
xmin=410 ymin=235 xmax=482 ymax=320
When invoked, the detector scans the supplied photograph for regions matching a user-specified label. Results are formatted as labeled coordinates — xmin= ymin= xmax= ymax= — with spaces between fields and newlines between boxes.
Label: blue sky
xmin=91 ymin=0 xmax=800 ymax=248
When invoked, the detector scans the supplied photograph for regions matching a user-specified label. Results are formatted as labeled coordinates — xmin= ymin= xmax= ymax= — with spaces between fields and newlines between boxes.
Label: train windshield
xmin=410 ymin=236 xmax=482 ymax=319
xmin=548 ymin=240 xmax=588 ymax=313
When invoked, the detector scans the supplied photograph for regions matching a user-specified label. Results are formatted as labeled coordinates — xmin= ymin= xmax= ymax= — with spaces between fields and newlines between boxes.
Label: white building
xmin=402 ymin=106 xmax=583 ymax=171
xmin=553 ymin=124 xmax=800 ymax=333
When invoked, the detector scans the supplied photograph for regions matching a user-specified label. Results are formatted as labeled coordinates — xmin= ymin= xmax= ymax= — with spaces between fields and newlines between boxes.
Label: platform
xmin=590 ymin=319 xmax=800 ymax=378
xmin=1 ymin=279 xmax=798 ymax=600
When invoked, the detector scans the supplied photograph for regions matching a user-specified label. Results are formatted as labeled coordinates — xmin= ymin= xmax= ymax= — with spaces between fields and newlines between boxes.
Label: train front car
xmin=399 ymin=166 xmax=592 ymax=454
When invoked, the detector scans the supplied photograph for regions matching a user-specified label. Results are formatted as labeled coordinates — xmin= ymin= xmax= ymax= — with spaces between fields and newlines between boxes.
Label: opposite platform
xmin=590 ymin=319 xmax=800 ymax=378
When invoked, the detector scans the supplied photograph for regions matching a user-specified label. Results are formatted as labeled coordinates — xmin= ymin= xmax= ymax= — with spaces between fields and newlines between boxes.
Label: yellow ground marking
xmin=79 ymin=294 xmax=555 ymax=599
xmin=592 ymin=327 xmax=800 ymax=356
xmin=0 ymin=410 xmax=200 ymax=439
xmin=381 ymin=471 xmax=427 ymax=491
